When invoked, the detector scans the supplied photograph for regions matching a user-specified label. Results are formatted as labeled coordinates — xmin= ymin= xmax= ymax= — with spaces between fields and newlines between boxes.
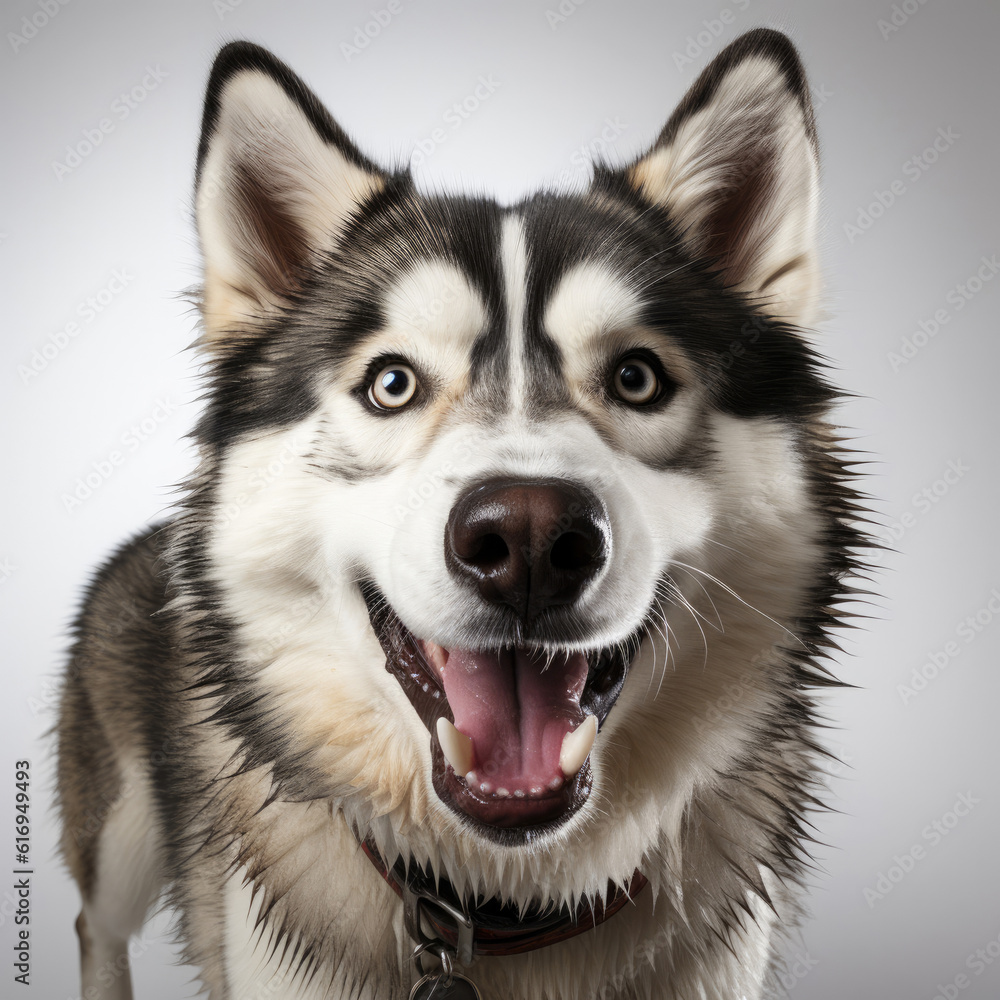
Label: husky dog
xmin=57 ymin=29 xmax=864 ymax=1000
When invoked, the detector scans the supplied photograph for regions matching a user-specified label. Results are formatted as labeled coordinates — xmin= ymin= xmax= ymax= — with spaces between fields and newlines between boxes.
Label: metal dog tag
xmin=409 ymin=972 xmax=482 ymax=999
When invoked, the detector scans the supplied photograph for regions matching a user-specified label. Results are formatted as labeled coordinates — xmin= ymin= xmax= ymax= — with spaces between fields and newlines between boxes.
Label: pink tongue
xmin=439 ymin=648 xmax=588 ymax=791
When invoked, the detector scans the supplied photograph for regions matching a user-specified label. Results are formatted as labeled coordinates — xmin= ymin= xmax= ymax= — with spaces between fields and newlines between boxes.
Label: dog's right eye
xmin=368 ymin=363 xmax=418 ymax=410
xmin=610 ymin=355 xmax=666 ymax=406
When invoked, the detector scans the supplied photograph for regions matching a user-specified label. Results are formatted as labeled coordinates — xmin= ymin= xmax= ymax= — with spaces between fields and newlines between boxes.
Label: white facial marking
xmin=381 ymin=258 xmax=488 ymax=348
xmin=500 ymin=214 xmax=530 ymax=410
xmin=544 ymin=261 xmax=644 ymax=351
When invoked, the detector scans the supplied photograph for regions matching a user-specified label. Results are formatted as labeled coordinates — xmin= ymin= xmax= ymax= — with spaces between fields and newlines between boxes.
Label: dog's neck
xmin=359 ymin=835 xmax=647 ymax=965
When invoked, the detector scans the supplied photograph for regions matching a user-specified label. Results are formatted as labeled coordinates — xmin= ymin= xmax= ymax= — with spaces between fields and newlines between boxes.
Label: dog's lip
xmin=433 ymin=737 xmax=593 ymax=832
xmin=360 ymin=582 xmax=640 ymax=837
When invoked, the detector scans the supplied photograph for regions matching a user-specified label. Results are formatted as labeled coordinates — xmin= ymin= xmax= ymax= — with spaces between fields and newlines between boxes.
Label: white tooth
xmin=559 ymin=715 xmax=598 ymax=777
xmin=422 ymin=641 xmax=449 ymax=678
xmin=436 ymin=717 xmax=473 ymax=776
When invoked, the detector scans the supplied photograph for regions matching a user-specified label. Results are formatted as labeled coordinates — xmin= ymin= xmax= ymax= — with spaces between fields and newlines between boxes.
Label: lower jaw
xmin=430 ymin=739 xmax=593 ymax=844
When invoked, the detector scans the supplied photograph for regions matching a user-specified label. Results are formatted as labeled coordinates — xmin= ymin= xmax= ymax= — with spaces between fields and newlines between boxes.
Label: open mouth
xmin=362 ymin=584 xmax=641 ymax=843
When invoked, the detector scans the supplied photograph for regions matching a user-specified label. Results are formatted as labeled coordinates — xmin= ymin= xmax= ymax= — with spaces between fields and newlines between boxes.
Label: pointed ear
xmin=623 ymin=29 xmax=821 ymax=326
xmin=195 ymin=42 xmax=387 ymax=343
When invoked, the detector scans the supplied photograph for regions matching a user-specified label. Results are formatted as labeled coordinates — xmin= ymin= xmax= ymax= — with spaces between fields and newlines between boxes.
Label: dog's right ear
xmin=195 ymin=42 xmax=387 ymax=344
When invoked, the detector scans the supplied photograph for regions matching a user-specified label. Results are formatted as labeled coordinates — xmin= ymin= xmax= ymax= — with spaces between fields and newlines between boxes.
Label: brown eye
xmin=612 ymin=356 xmax=659 ymax=405
xmin=369 ymin=363 xmax=417 ymax=409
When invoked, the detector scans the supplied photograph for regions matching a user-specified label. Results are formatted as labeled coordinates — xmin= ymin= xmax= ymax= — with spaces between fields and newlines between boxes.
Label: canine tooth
xmin=465 ymin=771 xmax=477 ymax=784
xmin=436 ymin=718 xmax=473 ymax=776
xmin=559 ymin=715 xmax=598 ymax=778
xmin=423 ymin=640 xmax=449 ymax=678
xmin=480 ymin=782 xmax=492 ymax=794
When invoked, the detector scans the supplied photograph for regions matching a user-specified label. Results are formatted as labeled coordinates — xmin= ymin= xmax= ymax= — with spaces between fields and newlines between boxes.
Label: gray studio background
xmin=2 ymin=0 xmax=998 ymax=997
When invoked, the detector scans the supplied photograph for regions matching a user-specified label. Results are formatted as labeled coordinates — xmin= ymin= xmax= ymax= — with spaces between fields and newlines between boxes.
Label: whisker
xmin=648 ymin=599 xmax=677 ymax=701
xmin=667 ymin=559 xmax=806 ymax=651
xmin=658 ymin=578 xmax=710 ymax=677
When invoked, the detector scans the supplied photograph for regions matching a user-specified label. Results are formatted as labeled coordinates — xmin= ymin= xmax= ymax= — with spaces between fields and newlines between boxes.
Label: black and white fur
xmin=57 ymin=30 xmax=865 ymax=1000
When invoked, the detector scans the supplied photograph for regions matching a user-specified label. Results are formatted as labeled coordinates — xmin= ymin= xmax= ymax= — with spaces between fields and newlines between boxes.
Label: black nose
xmin=445 ymin=478 xmax=609 ymax=622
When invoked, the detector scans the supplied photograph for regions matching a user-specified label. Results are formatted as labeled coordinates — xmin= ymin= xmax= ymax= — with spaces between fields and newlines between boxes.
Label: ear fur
xmin=195 ymin=42 xmax=387 ymax=343
xmin=624 ymin=29 xmax=821 ymax=327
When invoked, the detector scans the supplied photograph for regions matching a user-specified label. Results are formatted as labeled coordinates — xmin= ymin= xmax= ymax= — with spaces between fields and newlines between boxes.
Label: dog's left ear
xmin=195 ymin=42 xmax=387 ymax=344
xmin=620 ymin=29 xmax=820 ymax=326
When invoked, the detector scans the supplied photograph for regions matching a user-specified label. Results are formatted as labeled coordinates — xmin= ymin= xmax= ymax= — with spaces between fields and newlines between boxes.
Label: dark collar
xmin=360 ymin=835 xmax=647 ymax=964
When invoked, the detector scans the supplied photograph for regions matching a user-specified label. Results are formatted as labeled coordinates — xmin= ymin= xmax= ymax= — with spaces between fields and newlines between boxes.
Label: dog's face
xmin=191 ymin=34 xmax=834 ymax=905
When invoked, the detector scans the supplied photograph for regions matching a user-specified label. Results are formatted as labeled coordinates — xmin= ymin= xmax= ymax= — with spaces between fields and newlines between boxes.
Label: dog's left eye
xmin=368 ymin=363 xmax=418 ymax=409
xmin=611 ymin=356 xmax=661 ymax=406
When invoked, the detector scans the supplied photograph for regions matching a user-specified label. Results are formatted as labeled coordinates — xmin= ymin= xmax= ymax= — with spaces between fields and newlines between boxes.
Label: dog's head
xmin=187 ymin=32 xmax=847 ymax=906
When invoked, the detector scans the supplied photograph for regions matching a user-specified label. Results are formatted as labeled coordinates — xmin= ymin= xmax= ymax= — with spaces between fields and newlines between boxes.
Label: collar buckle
xmin=402 ymin=881 xmax=475 ymax=968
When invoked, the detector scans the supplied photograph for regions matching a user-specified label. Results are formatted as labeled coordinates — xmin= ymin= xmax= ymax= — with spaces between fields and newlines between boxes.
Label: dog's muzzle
xmin=364 ymin=476 xmax=640 ymax=841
